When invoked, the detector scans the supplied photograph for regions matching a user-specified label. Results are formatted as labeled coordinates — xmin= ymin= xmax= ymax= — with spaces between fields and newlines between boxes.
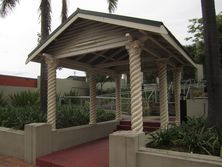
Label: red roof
xmin=0 ymin=75 xmax=37 ymax=88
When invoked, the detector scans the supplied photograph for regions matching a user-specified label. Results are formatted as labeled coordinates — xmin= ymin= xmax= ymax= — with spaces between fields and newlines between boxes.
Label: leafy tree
xmin=185 ymin=12 xmax=222 ymax=65
xmin=96 ymin=75 xmax=113 ymax=93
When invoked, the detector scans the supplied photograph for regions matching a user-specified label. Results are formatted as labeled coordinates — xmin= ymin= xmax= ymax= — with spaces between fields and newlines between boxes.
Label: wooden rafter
xmin=148 ymin=36 xmax=184 ymax=65
xmin=100 ymin=48 xmax=125 ymax=63
xmin=96 ymin=57 xmax=156 ymax=68
xmin=56 ymin=40 xmax=127 ymax=59
xmin=59 ymin=58 xmax=118 ymax=76
xmin=87 ymin=50 xmax=107 ymax=63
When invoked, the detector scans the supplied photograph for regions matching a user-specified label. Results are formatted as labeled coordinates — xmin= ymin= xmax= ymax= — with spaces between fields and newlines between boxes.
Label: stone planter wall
xmin=0 ymin=127 xmax=24 ymax=159
xmin=0 ymin=120 xmax=118 ymax=164
xmin=109 ymin=131 xmax=222 ymax=167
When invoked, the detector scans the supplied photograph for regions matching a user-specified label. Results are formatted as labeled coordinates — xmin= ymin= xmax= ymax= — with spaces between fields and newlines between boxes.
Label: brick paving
xmin=37 ymin=138 xmax=109 ymax=167
xmin=0 ymin=155 xmax=37 ymax=167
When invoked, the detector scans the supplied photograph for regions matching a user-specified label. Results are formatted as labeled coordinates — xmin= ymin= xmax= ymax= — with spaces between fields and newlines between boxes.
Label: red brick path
xmin=0 ymin=155 xmax=37 ymax=167
xmin=37 ymin=138 xmax=109 ymax=167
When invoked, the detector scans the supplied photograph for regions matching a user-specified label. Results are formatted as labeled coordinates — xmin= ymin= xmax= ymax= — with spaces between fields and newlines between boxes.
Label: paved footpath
xmin=0 ymin=155 xmax=37 ymax=167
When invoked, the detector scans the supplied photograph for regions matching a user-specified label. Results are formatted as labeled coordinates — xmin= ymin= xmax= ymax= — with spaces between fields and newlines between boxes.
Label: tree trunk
xmin=40 ymin=0 xmax=51 ymax=113
xmin=61 ymin=0 xmax=67 ymax=24
xmin=201 ymin=0 xmax=222 ymax=128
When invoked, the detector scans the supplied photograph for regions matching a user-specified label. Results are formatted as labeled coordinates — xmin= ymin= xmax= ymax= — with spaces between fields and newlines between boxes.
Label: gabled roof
xmin=26 ymin=8 xmax=196 ymax=69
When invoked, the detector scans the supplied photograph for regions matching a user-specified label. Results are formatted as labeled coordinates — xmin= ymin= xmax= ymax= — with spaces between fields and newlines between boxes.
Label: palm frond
xmin=39 ymin=0 xmax=52 ymax=40
xmin=61 ymin=0 xmax=68 ymax=23
xmin=0 ymin=0 xmax=19 ymax=17
xmin=107 ymin=0 xmax=118 ymax=13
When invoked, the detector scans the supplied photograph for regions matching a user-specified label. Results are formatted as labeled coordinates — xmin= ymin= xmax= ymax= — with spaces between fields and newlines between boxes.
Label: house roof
xmin=26 ymin=8 xmax=196 ymax=74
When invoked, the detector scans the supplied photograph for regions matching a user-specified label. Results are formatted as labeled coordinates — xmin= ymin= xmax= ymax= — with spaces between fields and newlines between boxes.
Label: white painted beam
xmin=78 ymin=13 xmax=168 ymax=35
xmin=55 ymin=40 xmax=127 ymax=59
xmin=161 ymin=34 xmax=196 ymax=68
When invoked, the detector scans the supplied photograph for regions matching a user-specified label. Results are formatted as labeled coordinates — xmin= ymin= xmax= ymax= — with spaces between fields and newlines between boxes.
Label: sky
xmin=0 ymin=0 xmax=222 ymax=79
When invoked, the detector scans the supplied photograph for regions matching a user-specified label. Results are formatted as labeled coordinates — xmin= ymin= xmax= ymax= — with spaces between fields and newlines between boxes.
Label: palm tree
xmin=0 ymin=0 xmax=118 ymax=113
xmin=60 ymin=0 xmax=118 ymax=23
xmin=39 ymin=0 xmax=51 ymax=113
xmin=201 ymin=0 xmax=222 ymax=128
xmin=61 ymin=0 xmax=68 ymax=24
xmin=0 ymin=0 xmax=52 ymax=113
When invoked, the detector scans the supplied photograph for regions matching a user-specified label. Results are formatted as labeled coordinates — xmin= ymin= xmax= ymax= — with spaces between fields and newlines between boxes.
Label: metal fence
xmin=59 ymin=95 xmax=151 ymax=115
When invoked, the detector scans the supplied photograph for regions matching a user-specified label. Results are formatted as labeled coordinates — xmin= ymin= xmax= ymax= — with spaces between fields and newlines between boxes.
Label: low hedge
xmin=0 ymin=106 xmax=45 ymax=130
xmin=0 ymin=105 xmax=115 ymax=130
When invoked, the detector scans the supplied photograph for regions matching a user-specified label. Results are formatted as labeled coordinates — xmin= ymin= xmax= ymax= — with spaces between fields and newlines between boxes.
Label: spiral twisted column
xmin=89 ymin=71 xmax=97 ymax=125
xmin=126 ymin=40 xmax=143 ymax=132
xmin=157 ymin=61 xmax=169 ymax=129
xmin=115 ymin=74 xmax=121 ymax=120
xmin=45 ymin=56 xmax=57 ymax=129
xmin=173 ymin=67 xmax=182 ymax=126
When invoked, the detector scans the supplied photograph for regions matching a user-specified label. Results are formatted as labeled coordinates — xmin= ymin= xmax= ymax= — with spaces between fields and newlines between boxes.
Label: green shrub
xmin=0 ymin=92 xmax=6 ymax=107
xmin=56 ymin=105 xmax=115 ymax=129
xmin=147 ymin=117 xmax=222 ymax=156
xmin=10 ymin=91 xmax=39 ymax=107
xmin=63 ymin=89 xmax=80 ymax=105
xmin=0 ymin=106 xmax=46 ymax=130
xmin=179 ymin=117 xmax=221 ymax=155
xmin=96 ymin=109 xmax=115 ymax=122
xmin=0 ymin=103 xmax=115 ymax=130
xmin=56 ymin=105 xmax=89 ymax=129
xmin=149 ymin=127 xmax=180 ymax=148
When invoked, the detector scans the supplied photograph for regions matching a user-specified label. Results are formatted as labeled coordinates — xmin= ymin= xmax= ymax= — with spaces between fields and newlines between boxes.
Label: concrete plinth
xmin=109 ymin=131 xmax=145 ymax=167
xmin=24 ymin=123 xmax=52 ymax=164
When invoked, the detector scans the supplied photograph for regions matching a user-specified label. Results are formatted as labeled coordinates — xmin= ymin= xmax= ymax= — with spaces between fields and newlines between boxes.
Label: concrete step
xmin=119 ymin=120 xmax=160 ymax=127
xmin=117 ymin=124 xmax=131 ymax=131
xmin=117 ymin=122 xmax=159 ymax=132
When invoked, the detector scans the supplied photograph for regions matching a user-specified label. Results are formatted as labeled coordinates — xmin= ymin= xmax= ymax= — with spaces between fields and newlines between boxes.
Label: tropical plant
xmin=0 ymin=106 xmax=46 ymax=130
xmin=61 ymin=0 xmax=67 ymax=24
xmin=56 ymin=105 xmax=115 ymax=129
xmin=56 ymin=105 xmax=89 ymax=129
xmin=63 ymin=88 xmax=80 ymax=105
xmin=0 ymin=103 xmax=115 ymax=130
xmin=147 ymin=117 xmax=222 ymax=156
xmin=9 ymin=91 xmax=40 ymax=107
xmin=96 ymin=109 xmax=115 ymax=122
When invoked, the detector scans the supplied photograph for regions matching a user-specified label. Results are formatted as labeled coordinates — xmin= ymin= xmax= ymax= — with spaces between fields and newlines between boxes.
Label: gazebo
xmin=26 ymin=8 xmax=196 ymax=132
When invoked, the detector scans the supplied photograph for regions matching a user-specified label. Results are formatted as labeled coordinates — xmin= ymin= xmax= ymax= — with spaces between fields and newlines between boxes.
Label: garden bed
xmin=146 ymin=117 xmax=222 ymax=157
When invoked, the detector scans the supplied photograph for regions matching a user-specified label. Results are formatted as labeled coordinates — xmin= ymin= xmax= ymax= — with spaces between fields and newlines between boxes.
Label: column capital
xmin=44 ymin=54 xmax=57 ymax=68
xmin=115 ymin=73 xmax=122 ymax=79
xmin=125 ymin=39 xmax=143 ymax=56
xmin=174 ymin=66 xmax=183 ymax=72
